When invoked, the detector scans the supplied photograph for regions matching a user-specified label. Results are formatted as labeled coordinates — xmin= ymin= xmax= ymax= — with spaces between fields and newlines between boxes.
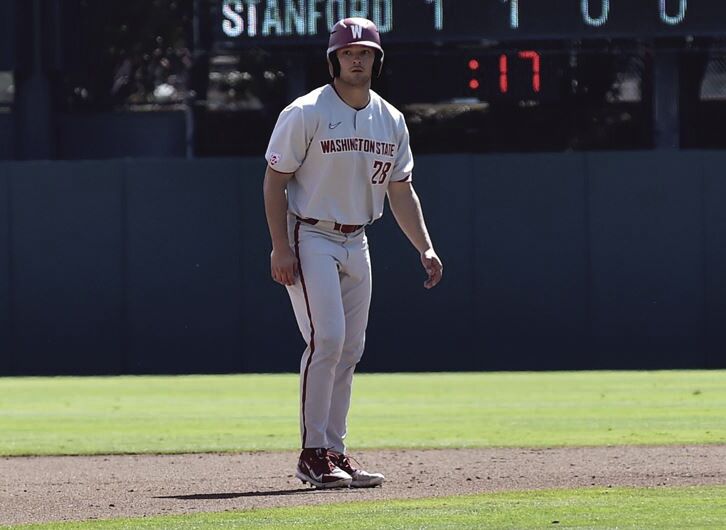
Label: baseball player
xmin=263 ymin=17 xmax=443 ymax=489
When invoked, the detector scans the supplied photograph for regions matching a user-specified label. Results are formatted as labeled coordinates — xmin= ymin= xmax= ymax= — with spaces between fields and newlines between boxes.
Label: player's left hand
xmin=420 ymin=249 xmax=443 ymax=289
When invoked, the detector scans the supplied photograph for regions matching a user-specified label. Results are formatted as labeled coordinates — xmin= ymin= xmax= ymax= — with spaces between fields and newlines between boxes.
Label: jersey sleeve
xmin=265 ymin=104 xmax=309 ymax=174
xmin=390 ymin=116 xmax=414 ymax=183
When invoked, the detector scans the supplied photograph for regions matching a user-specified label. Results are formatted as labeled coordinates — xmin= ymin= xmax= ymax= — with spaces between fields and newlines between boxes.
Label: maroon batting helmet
xmin=327 ymin=18 xmax=384 ymax=78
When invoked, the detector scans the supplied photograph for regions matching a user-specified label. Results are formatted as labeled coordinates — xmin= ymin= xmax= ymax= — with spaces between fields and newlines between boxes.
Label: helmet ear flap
xmin=329 ymin=52 xmax=341 ymax=78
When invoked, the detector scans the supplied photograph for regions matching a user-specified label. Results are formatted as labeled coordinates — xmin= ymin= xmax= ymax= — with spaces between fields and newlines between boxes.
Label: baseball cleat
xmin=329 ymin=451 xmax=385 ymax=488
xmin=296 ymin=448 xmax=352 ymax=489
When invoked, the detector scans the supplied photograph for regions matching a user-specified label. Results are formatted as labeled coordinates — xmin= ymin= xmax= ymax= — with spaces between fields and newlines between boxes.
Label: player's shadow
xmin=155 ymin=488 xmax=319 ymax=500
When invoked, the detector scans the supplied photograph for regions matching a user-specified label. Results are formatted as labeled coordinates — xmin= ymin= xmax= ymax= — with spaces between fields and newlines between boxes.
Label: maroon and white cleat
xmin=329 ymin=451 xmax=385 ymax=488
xmin=296 ymin=448 xmax=352 ymax=489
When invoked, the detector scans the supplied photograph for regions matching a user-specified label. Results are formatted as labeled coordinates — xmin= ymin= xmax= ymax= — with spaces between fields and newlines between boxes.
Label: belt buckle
xmin=336 ymin=223 xmax=359 ymax=234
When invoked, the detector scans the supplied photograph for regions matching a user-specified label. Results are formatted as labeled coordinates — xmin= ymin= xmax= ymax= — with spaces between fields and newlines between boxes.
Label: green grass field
xmin=1 ymin=371 xmax=725 ymax=529
xmin=7 ymin=486 xmax=726 ymax=529
xmin=0 ymin=371 xmax=724 ymax=456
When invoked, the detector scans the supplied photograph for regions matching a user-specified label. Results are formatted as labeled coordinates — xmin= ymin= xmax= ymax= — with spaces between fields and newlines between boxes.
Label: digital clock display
xmin=470 ymin=51 xmax=546 ymax=98
xmin=214 ymin=0 xmax=726 ymax=47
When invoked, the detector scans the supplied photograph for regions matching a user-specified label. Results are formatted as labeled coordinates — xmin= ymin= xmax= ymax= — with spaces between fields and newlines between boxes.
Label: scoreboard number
xmin=215 ymin=0 xmax=721 ymax=47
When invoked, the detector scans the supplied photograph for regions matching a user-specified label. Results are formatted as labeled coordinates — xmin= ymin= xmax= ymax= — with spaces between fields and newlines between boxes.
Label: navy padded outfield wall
xmin=0 ymin=152 xmax=724 ymax=375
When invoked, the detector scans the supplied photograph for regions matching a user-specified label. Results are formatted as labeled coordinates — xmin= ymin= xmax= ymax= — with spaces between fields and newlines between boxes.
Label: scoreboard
xmin=203 ymin=1 xmax=726 ymax=153
xmin=214 ymin=0 xmax=726 ymax=46
xmin=209 ymin=0 xmax=723 ymax=105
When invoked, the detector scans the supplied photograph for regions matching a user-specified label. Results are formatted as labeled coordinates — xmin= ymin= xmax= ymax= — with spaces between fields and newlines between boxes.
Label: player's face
xmin=336 ymin=45 xmax=375 ymax=87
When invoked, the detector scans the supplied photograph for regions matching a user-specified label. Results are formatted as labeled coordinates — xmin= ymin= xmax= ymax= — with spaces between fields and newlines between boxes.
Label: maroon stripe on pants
xmin=295 ymin=220 xmax=316 ymax=448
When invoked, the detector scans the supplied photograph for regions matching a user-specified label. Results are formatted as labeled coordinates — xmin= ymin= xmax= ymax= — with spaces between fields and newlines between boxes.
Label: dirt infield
xmin=2 ymin=445 xmax=725 ymax=525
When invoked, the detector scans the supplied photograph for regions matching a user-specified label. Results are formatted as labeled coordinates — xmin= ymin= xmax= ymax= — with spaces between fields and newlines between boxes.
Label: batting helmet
xmin=327 ymin=18 xmax=384 ymax=78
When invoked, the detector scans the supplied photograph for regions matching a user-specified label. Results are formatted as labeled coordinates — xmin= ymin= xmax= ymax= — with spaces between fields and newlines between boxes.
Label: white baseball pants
xmin=286 ymin=216 xmax=372 ymax=453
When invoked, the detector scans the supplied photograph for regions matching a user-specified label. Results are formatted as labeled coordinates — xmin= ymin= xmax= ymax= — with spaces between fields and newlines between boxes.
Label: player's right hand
xmin=421 ymin=248 xmax=443 ymax=289
xmin=270 ymin=246 xmax=299 ymax=286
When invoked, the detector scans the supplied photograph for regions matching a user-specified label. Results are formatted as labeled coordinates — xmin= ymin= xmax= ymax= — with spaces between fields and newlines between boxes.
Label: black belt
xmin=296 ymin=217 xmax=364 ymax=234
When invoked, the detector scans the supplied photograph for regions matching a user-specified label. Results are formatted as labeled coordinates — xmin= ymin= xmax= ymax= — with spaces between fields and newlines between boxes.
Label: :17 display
xmin=468 ymin=50 xmax=541 ymax=96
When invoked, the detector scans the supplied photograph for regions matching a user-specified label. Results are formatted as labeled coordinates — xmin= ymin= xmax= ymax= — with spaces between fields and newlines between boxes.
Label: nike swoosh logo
xmin=328 ymin=121 xmax=342 ymax=129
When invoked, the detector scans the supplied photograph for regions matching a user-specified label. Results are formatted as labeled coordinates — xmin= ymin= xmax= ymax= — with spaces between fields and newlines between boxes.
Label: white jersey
xmin=265 ymin=84 xmax=414 ymax=226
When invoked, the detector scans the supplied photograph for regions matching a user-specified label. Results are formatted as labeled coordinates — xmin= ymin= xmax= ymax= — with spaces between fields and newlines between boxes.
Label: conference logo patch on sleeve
xmin=269 ymin=152 xmax=281 ymax=166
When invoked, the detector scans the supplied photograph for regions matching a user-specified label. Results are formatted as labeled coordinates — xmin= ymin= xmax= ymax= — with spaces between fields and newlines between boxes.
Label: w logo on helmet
xmin=351 ymin=25 xmax=363 ymax=39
